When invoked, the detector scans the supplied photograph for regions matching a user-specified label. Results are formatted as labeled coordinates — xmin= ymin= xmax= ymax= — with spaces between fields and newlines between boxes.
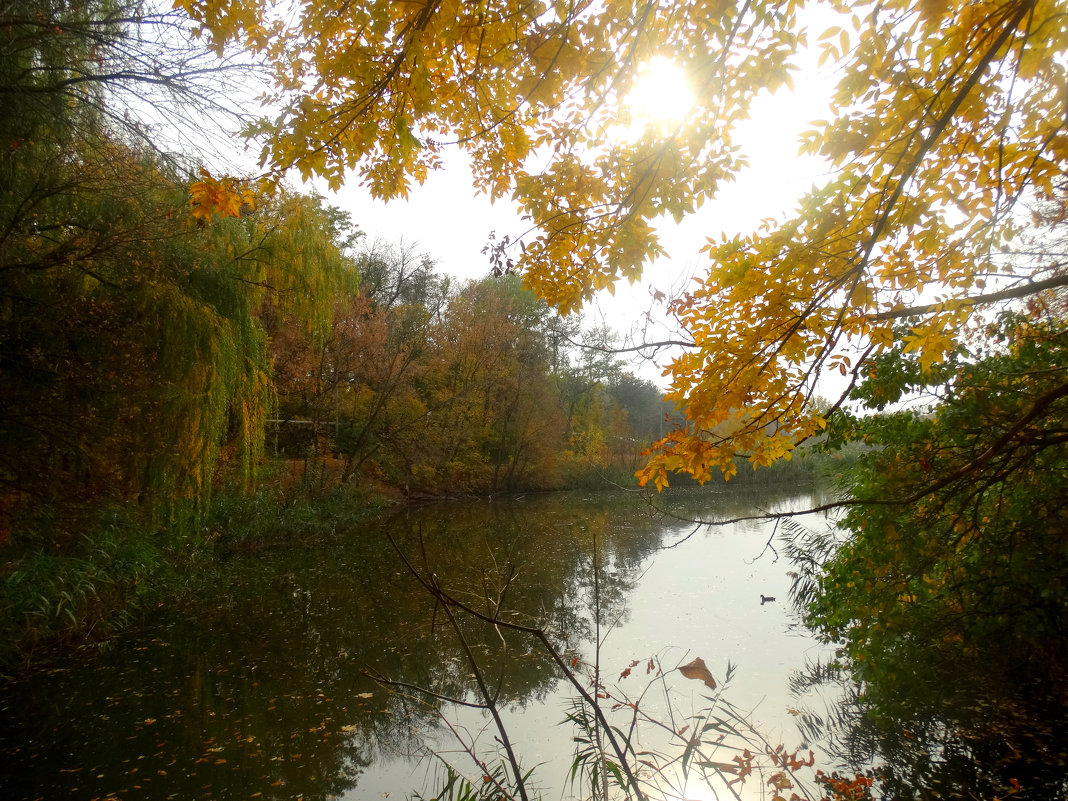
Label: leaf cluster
xmin=181 ymin=0 xmax=1068 ymax=490
xmin=804 ymin=312 xmax=1068 ymax=798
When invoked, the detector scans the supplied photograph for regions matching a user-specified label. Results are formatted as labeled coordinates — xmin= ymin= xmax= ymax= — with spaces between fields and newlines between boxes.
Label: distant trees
xmin=270 ymin=247 xmax=670 ymax=496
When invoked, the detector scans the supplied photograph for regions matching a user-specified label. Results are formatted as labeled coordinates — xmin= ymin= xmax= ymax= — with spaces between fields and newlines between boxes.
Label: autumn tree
xmin=180 ymin=0 xmax=1068 ymax=489
xmin=406 ymin=275 xmax=567 ymax=493
xmin=329 ymin=243 xmax=446 ymax=486
xmin=788 ymin=309 xmax=1068 ymax=798
xmin=0 ymin=1 xmax=354 ymax=534
xmin=270 ymin=243 xmax=668 ymax=495
xmin=0 ymin=151 xmax=356 ymax=533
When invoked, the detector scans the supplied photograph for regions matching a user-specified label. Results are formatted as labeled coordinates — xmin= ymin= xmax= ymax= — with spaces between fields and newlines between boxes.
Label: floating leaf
xmin=679 ymin=657 xmax=717 ymax=690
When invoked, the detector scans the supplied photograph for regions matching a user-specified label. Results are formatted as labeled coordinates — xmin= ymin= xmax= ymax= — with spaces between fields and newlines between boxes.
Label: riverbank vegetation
xmin=4 ymin=0 xmax=1068 ymax=798
xmin=0 ymin=0 xmax=679 ymax=662
xmin=790 ymin=312 xmax=1068 ymax=799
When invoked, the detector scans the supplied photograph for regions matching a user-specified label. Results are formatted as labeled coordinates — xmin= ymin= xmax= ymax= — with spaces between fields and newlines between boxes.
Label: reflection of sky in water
xmin=360 ymin=489 xmax=838 ymax=799
xmin=0 ymin=487 xmax=838 ymax=801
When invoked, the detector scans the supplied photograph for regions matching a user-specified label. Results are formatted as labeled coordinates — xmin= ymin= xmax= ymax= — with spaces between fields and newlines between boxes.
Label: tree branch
xmin=384 ymin=532 xmax=650 ymax=801
xmin=869 ymin=272 xmax=1068 ymax=321
xmin=645 ymin=378 xmax=1068 ymax=532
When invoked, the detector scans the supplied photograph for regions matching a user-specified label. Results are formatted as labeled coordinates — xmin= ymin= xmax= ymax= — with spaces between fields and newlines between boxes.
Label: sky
xmin=311 ymin=24 xmax=839 ymax=387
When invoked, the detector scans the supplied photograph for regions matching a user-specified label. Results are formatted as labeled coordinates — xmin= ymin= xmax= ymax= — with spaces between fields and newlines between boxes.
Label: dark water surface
xmin=0 ymin=487 xmax=833 ymax=800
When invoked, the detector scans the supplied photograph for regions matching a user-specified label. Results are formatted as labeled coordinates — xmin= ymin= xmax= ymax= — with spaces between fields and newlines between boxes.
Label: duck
xmin=760 ymin=594 xmax=776 ymax=605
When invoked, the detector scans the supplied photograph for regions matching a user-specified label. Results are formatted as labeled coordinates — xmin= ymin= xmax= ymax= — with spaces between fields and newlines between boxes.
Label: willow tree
xmin=0 ymin=0 xmax=356 ymax=534
xmin=181 ymin=0 xmax=1067 ymax=486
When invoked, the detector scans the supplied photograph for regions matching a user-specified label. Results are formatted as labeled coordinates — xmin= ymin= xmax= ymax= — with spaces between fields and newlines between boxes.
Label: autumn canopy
xmin=180 ymin=0 xmax=1068 ymax=487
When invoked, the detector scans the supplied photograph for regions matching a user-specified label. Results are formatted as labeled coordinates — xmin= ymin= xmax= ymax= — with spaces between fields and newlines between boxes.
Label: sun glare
xmin=625 ymin=57 xmax=695 ymax=127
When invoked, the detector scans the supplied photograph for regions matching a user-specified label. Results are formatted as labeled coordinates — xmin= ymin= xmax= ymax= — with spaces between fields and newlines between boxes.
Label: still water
xmin=0 ymin=487 xmax=835 ymax=800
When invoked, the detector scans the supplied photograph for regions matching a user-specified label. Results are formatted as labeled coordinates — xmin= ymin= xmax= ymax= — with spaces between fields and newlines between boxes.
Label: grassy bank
xmin=0 ymin=478 xmax=387 ymax=672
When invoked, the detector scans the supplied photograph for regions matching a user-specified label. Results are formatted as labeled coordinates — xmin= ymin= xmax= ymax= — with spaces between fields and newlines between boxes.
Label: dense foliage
xmin=180 ymin=0 xmax=1068 ymax=490
xmin=795 ymin=310 xmax=1068 ymax=798
xmin=0 ymin=0 xmax=358 ymax=538
xmin=268 ymin=246 xmax=674 ymax=496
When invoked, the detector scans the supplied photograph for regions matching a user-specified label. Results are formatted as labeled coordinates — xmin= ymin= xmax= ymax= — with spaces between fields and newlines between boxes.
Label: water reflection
xmin=0 ymin=487 xmax=829 ymax=800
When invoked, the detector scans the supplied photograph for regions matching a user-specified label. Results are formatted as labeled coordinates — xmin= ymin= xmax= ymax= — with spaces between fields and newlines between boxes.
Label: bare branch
xmin=383 ymin=532 xmax=650 ymax=801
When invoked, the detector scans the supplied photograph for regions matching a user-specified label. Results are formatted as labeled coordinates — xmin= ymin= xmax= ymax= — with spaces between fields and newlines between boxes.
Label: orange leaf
xmin=678 ymin=657 xmax=717 ymax=689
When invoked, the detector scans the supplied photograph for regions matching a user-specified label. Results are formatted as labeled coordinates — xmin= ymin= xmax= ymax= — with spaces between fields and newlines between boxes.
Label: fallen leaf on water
xmin=679 ymin=657 xmax=717 ymax=690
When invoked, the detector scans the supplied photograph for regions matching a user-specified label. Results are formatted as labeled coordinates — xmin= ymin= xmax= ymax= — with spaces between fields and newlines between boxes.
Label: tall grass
xmin=0 ymin=508 xmax=166 ymax=668
xmin=0 ymin=477 xmax=385 ymax=669
xmin=206 ymin=479 xmax=385 ymax=552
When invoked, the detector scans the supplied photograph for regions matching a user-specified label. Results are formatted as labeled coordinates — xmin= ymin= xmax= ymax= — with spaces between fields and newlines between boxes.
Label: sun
xmin=625 ymin=57 xmax=696 ymax=127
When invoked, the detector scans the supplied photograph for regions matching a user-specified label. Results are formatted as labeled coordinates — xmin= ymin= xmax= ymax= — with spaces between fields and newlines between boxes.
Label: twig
xmin=384 ymin=532 xmax=650 ymax=801
xmin=746 ymin=518 xmax=781 ymax=564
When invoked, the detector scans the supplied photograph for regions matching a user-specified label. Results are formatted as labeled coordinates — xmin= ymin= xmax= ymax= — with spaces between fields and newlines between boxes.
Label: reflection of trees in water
xmin=0 ymin=601 xmax=425 ymax=801
xmin=791 ymin=657 xmax=1068 ymax=801
xmin=786 ymin=516 xmax=1068 ymax=801
xmin=654 ymin=484 xmax=839 ymax=529
xmin=4 ymin=487 xmax=821 ymax=800
xmin=378 ymin=491 xmax=673 ymax=708
xmin=0 ymin=491 xmax=682 ymax=800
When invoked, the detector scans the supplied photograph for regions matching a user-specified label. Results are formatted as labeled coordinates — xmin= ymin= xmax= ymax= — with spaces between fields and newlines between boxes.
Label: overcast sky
xmin=311 ymin=24 xmax=838 ymax=387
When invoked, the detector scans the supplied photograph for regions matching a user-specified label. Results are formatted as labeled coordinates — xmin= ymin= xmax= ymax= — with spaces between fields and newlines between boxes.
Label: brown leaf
xmin=678 ymin=657 xmax=717 ymax=690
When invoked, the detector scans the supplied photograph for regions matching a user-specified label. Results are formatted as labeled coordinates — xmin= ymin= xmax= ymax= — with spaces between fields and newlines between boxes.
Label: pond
xmin=0 ymin=486 xmax=836 ymax=800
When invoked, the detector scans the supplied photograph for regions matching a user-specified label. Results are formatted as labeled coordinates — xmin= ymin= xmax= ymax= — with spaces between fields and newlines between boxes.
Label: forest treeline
xmin=267 ymin=243 xmax=675 ymax=499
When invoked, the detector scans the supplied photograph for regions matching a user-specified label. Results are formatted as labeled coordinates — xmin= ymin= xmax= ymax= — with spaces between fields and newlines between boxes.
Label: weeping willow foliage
xmin=0 ymin=0 xmax=357 ymax=538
